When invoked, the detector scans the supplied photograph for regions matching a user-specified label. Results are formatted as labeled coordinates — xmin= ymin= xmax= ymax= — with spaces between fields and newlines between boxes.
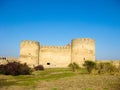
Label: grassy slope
xmin=0 ymin=68 xmax=120 ymax=90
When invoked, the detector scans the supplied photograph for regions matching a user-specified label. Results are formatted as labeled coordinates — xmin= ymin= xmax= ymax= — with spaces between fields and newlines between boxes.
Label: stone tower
xmin=71 ymin=38 xmax=95 ymax=66
xmin=20 ymin=41 xmax=40 ymax=67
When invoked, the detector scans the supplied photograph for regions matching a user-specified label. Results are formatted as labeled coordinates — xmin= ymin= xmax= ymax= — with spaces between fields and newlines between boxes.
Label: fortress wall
xmin=39 ymin=46 xmax=71 ymax=68
xmin=19 ymin=38 xmax=96 ymax=68
xmin=20 ymin=41 xmax=40 ymax=67
xmin=71 ymin=38 xmax=95 ymax=66
xmin=96 ymin=60 xmax=120 ymax=67
xmin=0 ymin=59 xmax=9 ymax=65
xmin=0 ymin=57 xmax=18 ymax=65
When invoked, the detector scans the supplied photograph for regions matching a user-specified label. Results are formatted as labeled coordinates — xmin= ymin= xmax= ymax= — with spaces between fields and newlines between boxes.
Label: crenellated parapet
xmin=21 ymin=40 xmax=40 ymax=46
xmin=72 ymin=38 xmax=95 ymax=43
xmin=20 ymin=38 xmax=95 ymax=68
xmin=40 ymin=45 xmax=71 ymax=49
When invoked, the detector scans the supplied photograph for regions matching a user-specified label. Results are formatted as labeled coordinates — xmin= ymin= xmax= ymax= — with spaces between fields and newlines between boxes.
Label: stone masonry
xmin=20 ymin=38 xmax=95 ymax=68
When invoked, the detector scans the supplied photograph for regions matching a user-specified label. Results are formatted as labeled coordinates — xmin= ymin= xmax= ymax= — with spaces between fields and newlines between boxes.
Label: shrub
xmin=117 ymin=62 xmax=120 ymax=72
xmin=0 ymin=64 xmax=4 ymax=74
xmin=34 ymin=65 xmax=44 ymax=71
xmin=83 ymin=60 xmax=96 ymax=74
xmin=96 ymin=62 xmax=117 ymax=74
xmin=19 ymin=63 xmax=32 ymax=75
xmin=0 ymin=62 xmax=32 ymax=76
xmin=68 ymin=62 xmax=80 ymax=72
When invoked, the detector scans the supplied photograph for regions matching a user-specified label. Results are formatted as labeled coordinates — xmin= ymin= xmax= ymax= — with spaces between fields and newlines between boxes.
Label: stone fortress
xmin=0 ymin=38 xmax=119 ymax=68
xmin=20 ymin=38 xmax=95 ymax=68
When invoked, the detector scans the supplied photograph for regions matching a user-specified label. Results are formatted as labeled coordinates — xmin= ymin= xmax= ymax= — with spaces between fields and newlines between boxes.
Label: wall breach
xmin=20 ymin=38 xmax=95 ymax=68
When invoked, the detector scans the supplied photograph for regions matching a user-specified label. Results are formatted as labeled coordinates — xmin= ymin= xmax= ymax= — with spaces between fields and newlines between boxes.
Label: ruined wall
xmin=0 ymin=57 xmax=18 ymax=65
xmin=20 ymin=41 xmax=40 ymax=67
xmin=71 ymin=38 xmax=95 ymax=66
xmin=96 ymin=60 xmax=120 ymax=67
xmin=39 ymin=46 xmax=71 ymax=68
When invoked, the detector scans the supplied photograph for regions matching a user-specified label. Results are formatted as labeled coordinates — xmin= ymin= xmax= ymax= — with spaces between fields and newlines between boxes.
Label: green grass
xmin=0 ymin=68 xmax=75 ymax=87
xmin=0 ymin=68 xmax=120 ymax=90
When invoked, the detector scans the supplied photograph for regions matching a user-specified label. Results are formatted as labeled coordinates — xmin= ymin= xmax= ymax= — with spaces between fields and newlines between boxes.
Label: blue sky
xmin=0 ymin=0 xmax=120 ymax=60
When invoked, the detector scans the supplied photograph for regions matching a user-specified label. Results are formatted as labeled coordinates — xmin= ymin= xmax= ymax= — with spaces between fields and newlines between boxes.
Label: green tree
xmin=83 ymin=60 xmax=96 ymax=74
xmin=0 ymin=62 xmax=32 ymax=76
xmin=68 ymin=62 xmax=80 ymax=72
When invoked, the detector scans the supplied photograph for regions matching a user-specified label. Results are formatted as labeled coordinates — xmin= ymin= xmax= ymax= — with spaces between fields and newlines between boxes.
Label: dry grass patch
xmin=0 ymin=68 xmax=120 ymax=90
xmin=36 ymin=75 xmax=120 ymax=90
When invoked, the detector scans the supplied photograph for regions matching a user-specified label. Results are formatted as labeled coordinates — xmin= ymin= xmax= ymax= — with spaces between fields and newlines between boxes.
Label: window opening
xmin=47 ymin=63 xmax=50 ymax=65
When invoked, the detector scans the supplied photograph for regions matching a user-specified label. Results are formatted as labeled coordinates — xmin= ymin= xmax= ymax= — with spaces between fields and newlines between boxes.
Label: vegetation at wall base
xmin=34 ymin=65 xmax=44 ymax=71
xmin=95 ymin=62 xmax=119 ymax=75
xmin=68 ymin=62 xmax=80 ymax=72
xmin=0 ymin=62 xmax=32 ymax=76
xmin=0 ymin=68 xmax=120 ymax=90
xmin=83 ymin=60 xmax=96 ymax=74
xmin=0 ymin=64 xmax=4 ymax=74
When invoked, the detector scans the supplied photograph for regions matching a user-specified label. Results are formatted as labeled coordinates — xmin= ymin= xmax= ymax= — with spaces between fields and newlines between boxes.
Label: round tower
xmin=71 ymin=38 xmax=95 ymax=66
xmin=20 ymin=40 xmax=40 ymax=67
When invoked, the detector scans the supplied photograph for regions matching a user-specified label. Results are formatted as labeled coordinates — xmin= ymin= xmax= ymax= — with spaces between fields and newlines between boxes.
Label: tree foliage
xmin=68 ymin=62 xmax=80 ymax=72
xmin=34 ymin=65 xmax=44 ymax=71
xmin=83 ymin=60 xmax=96 ymax=74
xmin=0 ymin=62 xmax=32 ymax=76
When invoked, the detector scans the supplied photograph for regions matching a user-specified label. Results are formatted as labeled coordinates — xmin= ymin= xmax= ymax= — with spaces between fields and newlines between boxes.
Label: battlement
xmin=40 ymin=45 xmax=71 ymax=49
xmin=20 ymin=38 xmax=95 ymax=68
xmin=72 ymin=38 xmax=95 ymax=43
xmin=21 ymin=40 xmax=39 ymax=45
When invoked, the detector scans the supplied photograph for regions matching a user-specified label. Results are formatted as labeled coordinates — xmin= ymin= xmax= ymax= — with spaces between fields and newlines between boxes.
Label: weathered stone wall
xmin=20 ymin=41 xmax=39 ymax=67
xmin=71 ymin=38 xmax=95 ymax=66
xmin=19 ymin=38 xmax=96 ymax=68
xmin=0 ymin=57 xmax=18 ymax=65
xmin=39 ymin=46 xmax=71 ymax=68
xmin=1 ymin=39 xmax=120 ymax=68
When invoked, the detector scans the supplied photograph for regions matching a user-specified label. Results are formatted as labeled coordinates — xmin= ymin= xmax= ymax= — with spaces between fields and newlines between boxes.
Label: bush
xmin=68 ymin=62 xmax=80 ymax=72
xmin=83 ymin=60 xmax=96 ymax=74
xmin=0 ymin=64 xmax=4 ymax=74
xmin=34 ymin=65 xmax=44 ymax=71
xmin=96 ymin=62 xmax=117 ymax=74
xmin=0 ymin=62 xmax=32 ymax=76
xmin=118 ymin=64 xmax=120 ymax=72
